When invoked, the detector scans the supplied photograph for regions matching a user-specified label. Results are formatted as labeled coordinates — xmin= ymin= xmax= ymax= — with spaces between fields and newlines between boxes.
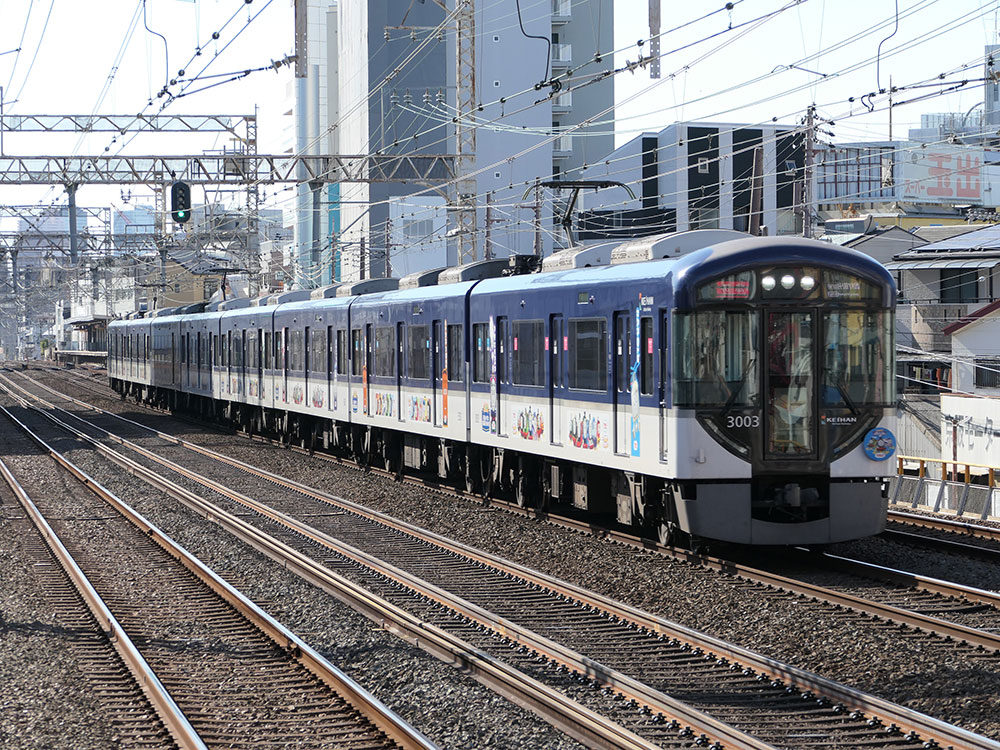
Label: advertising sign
xmin=898 ymin=146 xmax=983 ymax=203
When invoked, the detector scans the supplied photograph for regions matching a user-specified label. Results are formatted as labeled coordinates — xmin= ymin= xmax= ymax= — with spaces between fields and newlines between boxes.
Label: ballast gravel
xmin=0 ymin=484 xmax=132 ymax=750
xmin=1 ymin=396 xmax=586 ymax=750
xmin=130 ymin=418 xmax=1000 ymax=741
xmin=24 ymin=370 xmax=1000 ymax=741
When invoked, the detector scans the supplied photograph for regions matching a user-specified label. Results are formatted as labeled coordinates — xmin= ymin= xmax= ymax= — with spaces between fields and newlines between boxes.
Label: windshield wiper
xmin=834 ymin=377 xmax=859 ymax=415
xmin=721 ymin=357 xmax=755 ymax=415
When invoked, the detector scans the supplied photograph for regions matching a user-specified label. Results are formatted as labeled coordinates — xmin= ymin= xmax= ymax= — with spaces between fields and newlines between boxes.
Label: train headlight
xmin=761 ymin=275 xmax=776 ymax=291
xmin=780 ymin=274 xmax=795 ymax=289
xmin=800 ymin=275 xmax=816 ymax=291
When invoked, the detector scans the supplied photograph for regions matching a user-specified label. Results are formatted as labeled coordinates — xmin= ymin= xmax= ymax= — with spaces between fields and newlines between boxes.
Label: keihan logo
xmin=821 ymin=414 xmax=857 ymax=425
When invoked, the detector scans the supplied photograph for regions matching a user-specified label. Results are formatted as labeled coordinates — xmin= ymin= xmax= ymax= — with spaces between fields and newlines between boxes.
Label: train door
xmin=239 ymin=330 xmax=247 ymax=397
xmin=396 ymin=322 xmax=404 ymax=421
xmin=327 ymin=326 xmax=334 ymax=412
xmin=613 ymin=311 xmax=631 ymax=455
xmin=549 ymin=315 xmax=564 ymax=444
xmin=432 ymin=320 xmax=442 ymax=426
xmin=281 ymin=327 xmax=288 ymax=403
xmin=187 ymin=333 xmax=194 ymax=388
xmin=170 ymin=333 xmax=176 ymax=386
xmin=764 ymin=310 xmax=816 ymax=459
xmin=660 ymin=312 xmax=669 ymax=459
xmin=495 ymin=316 xmax=508 ymax=435
xmin=365 ymin=324 xmax=373 ymax=416
xmin=304 ymin=326 xmax=311 ymax=407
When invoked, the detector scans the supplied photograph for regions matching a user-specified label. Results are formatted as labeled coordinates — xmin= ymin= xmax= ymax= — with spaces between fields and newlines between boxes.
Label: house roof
xmin=942 ymin=298 xmax=1000 ymax=336
xmin=912 ymin=225 xmax=983 ymax=244
xmin=819 ymin=225 xmax=922 ymax=249
xmin=885 ymin=257 xmax=1000 ymax=271
xmin=167 ymin=248 xmax=232 ymax=275
xmin=904 ymin=223 xmax=1000 ymax=253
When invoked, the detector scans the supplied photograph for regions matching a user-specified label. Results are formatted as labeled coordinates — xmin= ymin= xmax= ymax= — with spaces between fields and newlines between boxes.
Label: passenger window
xmin=496 ymin=317 xmax=508 ymax=384
xmin=408 ymin=325 xmax=429 ymax=379
xmin=472 ymin=323 xmax=489 ymax=383
xmin=512 ymin=320 xmax=544 ymax=386
xmin=446 ymin=324 xmax=463 ymax=382
xmin=311 ymin=328 xmax=326 ymax=373
xmin=568 ymin=318 xmax=608 ymax=391
xmin=351 ymin=329 xmax=363 ymax=376
xmin=337 ymin=329 xmax=348 ymax=375
xmin=375 ymin=326 xmax=395 ymax=377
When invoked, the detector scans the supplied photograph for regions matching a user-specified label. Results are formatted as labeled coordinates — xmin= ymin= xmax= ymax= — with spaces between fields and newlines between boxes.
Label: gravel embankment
xmin=24 ymin=371 xmax=1000 ymax=740
xmin=104 ymin=411 xmax=1000 ymax=739
xmin=1 ymin=397 xmax=585 ymax=750
xmin=0 ymin=483 xmax=138 ymax=750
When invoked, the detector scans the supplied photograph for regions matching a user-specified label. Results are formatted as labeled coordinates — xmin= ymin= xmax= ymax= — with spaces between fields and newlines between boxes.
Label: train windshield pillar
xmin=766 ymin=311 xmax=814 ymax=456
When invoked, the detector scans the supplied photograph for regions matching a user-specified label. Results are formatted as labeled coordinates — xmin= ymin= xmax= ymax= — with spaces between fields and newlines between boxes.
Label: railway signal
xmin=170 ymin=180 xmax=191 ymax=224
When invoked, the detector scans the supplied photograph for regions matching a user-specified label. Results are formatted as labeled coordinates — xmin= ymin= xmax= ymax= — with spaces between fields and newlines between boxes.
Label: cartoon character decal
xmin=514 ymin=407 xmax=544 ymax=440
xmin=863 ymin=427 xmax=896 ymax=461
xmin=569 ymin=412 xmax=608 ymax=451
xmin=410 ymin=395 xmax=432 ymax=423
xmin=373 ymin=392 xmax=394 ymax=417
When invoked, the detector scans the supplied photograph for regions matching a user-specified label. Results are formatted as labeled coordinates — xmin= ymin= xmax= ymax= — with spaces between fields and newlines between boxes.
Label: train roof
xmin=468 ymin=236 xmax=895 ymax=306
xmin=110 ymin=237 xmax=895 ymax=329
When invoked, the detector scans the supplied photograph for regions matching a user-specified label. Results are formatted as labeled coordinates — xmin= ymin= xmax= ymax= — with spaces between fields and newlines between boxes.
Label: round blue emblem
xmin=863 ymin=427 xmax=896 ymax=461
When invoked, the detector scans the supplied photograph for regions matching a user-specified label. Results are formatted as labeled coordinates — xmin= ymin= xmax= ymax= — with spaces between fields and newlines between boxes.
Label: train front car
xmin=665 ymin=237 xmax=897 ymax=546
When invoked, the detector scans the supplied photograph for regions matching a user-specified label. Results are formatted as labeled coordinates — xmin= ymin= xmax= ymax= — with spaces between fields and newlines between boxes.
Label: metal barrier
xmin=891 ymin=455 xmax=1000 ymax=520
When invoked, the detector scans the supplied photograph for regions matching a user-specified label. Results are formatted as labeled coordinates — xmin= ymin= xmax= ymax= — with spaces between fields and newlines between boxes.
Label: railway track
xmin=6 ymin=368 xmax=998 ymax=749
xmin=0 ymin=396 xmax=436 ymax=750
xmin=24 ymin=368 xmax=1000 ymax=651
xmin=885 ymin=510 xmax=1000 ymax=561
xmin=0 ymin=477 xmax=179 ymax=749
xmin=6 ymin=372 xmax=738 ymax=750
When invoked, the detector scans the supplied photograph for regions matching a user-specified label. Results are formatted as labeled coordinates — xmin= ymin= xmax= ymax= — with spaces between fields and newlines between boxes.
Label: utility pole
xmin=648 ymin=0 xmax=661 ymax=79
xmin=484 ymin=191 xmax=493 ymax=260
xmin=294 ymin=0 xmax=312 ymax=287
xmin=384 ymin=216 xmax=392 ymax=278
xmin=749 ymin=146 xmax=764 ymax=236
xmin=359 ymin=236 xmax=366 ymax=280
xmin=454 ymin=0 xmax=477 ymax=264
xmin=803 ymin=104 xmax=815 ymax=239
xmin=888 ymin=76 xmax=893 ymax=142
xmin=66 ymin=183 xmax=79 ymax=264
xmin=533 ymin=184 xmax=542 ymax=256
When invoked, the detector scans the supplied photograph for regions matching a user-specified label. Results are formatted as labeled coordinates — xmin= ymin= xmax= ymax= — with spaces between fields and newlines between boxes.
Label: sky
xmin=0 ymin=0 xmax=998 ymax=216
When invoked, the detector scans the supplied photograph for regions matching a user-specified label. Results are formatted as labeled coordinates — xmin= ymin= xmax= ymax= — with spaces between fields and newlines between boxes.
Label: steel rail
xmin=882 ymin=528 xmax=1000 ymax=563
xmin=0 ymin=379 xmax=701 ymax=750
xmin=9 ymin=374 xmax=998 ymax=750
xmin=0 ymin=389 xmax=438 ymax=750
xmin=0 ymin=426 xmax=206 ymax=750
xmin=888 ymin=510 xmax=1000 ymax=543
xmin=812 ymin=550 xmax=1000 ymax=610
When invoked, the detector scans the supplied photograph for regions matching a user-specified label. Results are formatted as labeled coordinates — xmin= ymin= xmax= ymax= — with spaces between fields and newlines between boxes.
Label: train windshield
xmin=673 ymin=311 xmax=758 ymax=407
xmin=822 ymin=310 xmax=895 ymax=407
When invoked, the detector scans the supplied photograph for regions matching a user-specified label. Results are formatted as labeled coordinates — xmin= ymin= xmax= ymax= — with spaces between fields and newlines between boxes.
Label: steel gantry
xmin=0 ymin=153 xmax=456 ymax=185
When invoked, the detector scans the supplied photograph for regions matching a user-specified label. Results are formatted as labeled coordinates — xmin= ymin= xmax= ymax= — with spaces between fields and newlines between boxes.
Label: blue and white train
xmin=108 ymin=233 xmax=898 ymax=546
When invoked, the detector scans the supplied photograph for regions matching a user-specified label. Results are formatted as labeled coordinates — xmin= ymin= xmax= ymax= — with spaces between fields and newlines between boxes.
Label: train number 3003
xmin=726 ymin=414 xmax=761 ymax=428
